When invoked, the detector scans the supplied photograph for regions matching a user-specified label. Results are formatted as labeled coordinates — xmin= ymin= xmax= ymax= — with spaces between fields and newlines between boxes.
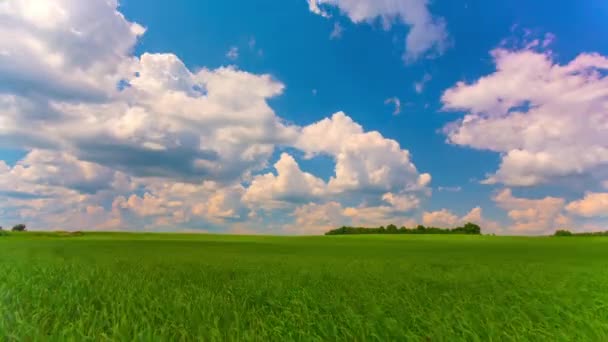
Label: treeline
xmin=554 ymin=229 xmax=608 ymax=237
xmin=325 ymin=223 xmax=482 ymax=235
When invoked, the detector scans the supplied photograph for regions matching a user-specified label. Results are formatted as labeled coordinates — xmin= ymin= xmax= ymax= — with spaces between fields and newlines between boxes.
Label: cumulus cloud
xmin=422 ymin=207 xmax=501 ymax=232
xmin=287 ymin=201 xmax=418 ymax=235
xmin=243 ymin=153 xmax=327 ymax=209
xmin=442 ymin=36 xmax=608 ymax=187
xmin=307 ymin=0 xmax=449 ymax=62
xmin=566 ymin=192 xmax=608 ymax=218
xmin=0 ymin=151 xmax=130 ymax=230
xmin=493 ymin=189 xmax=569 ymax=234
xmin=0 ymin=0 xmax=434 ymax=233
xmin=296 ymin=112 xmax=431 ymax=195
xmin=0 ymin=0 xmax=144 ymax=101
xmin=422 ymin=209 xmax=459 ymax=227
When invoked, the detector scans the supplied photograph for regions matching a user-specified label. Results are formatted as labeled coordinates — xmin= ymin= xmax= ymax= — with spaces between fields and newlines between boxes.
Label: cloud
xmin=287 ymin=201 xmax=419 ymax=235
xmin=296 ymin=112 xmax=431 ymax=195
xmin=437 ymin=186 xmax=462 ymax=192
xmin=0 ymin=0 xmax=144 ymax=102
xmin=493 ymin=189 xmax=569 ymax=234
xmin=243 ymin=153 xmax=327 ymax=209
xmin=384 ymin=97 xmax=401 ymax=115
xmin=423 ymin=207 xmax=502 ymax=232
xmin=307 ymin=0 xmax=330 ymax=17
xmin=566 ymin=192 xmax=608 ymax=218
xmin=0 ymin=0 xmax=435 ymax=233
xmin=307 ymin=0 xmax=449 ymax=62
xmin=0 ymin=151 xmax=129 ymax=231
xmin=442 ymin=35 xmax=608 ymax=187
xmin=330 ymin=22 xmax=344 ymax=39
xmin=414 ymin=73 xmax=432 ymax=94
xmin=381 ymin=192 xmax=420 ymax=211
xmin=422 ymin=209 xmax=459 ymax=227
xmin=226 ymin=46 xmax=239 ymax=60
xmin=3 ymin=48 xmax=297 ymax=183
xmin=287 ymin=201 xmax=345 ymax=234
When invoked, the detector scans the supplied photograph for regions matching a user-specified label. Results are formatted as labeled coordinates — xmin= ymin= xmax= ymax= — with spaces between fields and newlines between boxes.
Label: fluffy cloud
xmin=422 ymin=209 xmax=458 ymax=227
xmin=243 ymin=153 xmax=326 ymax=209
xmin=296 ymin=112 xmax=431 ymax=195
xmin=1 ymin=0 xmax=297 ymax=185
xmin=493 ymin=189 xmax=569 ymax=234
xmin=0 ymin=0 xmax=144 ymax=101
xmin=442 ymin=38 xmax=608 ymax=187
xmin=307 ymin=0 xmax=448 ymax=61
xmin=0 ymin=151 xmax=128 ymax=230
xmin=566 ymin=192 xmax=608 ymax=218
xmin=0 ymin=0 xmax=435 ymax=233
xmin=422 ymin=207 xmax=501 ymax=232
xmin=287 ymin=201 xmax=418 ymax=234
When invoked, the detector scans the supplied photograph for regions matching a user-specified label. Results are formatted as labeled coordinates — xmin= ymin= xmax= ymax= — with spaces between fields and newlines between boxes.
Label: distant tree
xmin=463 ymin=222 xmax=481 ymax=235
xmin=387 ymin=224 xmax=398 ymax=233
xmin=12 ymin=224 xmax=26 ymax=232
xmin=554 ymin=229 xmax=573 ymax=236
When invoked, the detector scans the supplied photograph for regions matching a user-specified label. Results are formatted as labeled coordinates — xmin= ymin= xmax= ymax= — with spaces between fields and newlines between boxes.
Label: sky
xmin=1 ymin=0 xmax=608 ymax=235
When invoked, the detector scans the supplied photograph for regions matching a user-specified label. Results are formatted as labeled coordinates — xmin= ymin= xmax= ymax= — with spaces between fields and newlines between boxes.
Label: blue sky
xmin=1 ymin=0 xmax=608 ymax=234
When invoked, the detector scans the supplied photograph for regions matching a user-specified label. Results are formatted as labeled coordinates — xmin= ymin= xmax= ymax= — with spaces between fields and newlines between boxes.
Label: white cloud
xmin=493 ymin=189 xmax=569 ymax=234
xmin=287 ymin=200 xmax=418 ymax=235
xmin=307 ymin=0 xmax=330 ymax=17
xmin=0 ymin=0 xmax=436 ymax=233
xmin=0 ymin=150 xmax=130 ymax=230
xmin=287 ymin=201 xmax=345 ymax=234
xmin=0 ymin=0 xmax=144 ymax=101
xmin=226 ymin=46 xmax=239 ymax=60
xmin=384 ymin=97 xmax=401 ymax=115
xmin=297 ymin=112 xmax=431 ymax=195
xmin=422 ymin=209 xmax=459 ymax=227
xmin=442 ymin=38 xmax=608 ymax=187
xmin=423 ymin=206 xmax=502 ymax=233
xmin=243 ymin=153 xmax=327 ymax=208
xmin=566 ymin=192 xmax=608 ymax=218
xmin=381 ymin=192 xmax=420 ymax=211
xmin=307 ymin=0 xmax=449 ymax=61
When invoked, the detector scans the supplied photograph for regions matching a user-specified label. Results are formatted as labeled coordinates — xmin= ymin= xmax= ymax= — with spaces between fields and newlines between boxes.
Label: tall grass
xmin=1 ymin=233 xmax=608 ymax=340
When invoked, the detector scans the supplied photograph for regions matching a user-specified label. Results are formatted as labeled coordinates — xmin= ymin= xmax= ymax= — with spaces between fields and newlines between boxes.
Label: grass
xmin=1 ymin=232 xmax=608 ymax=340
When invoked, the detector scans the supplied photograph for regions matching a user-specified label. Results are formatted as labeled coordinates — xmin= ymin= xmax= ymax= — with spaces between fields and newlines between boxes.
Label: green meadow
xmin=1 ymin=232 xmax=608 ymax=340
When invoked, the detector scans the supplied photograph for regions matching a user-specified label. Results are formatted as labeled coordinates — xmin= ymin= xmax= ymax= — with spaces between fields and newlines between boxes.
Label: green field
xmin=1 ymin=233 xmax=607 ymax=340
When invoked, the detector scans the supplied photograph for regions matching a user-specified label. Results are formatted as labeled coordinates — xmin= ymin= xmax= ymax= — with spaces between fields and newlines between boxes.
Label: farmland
xmin=1 ymin=232 xmax=608 ymax=340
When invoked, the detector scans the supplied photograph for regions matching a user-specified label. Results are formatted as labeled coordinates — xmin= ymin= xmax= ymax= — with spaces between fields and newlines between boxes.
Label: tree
xmin=463 ymin=222 xmax=481 ymax=235
xmin=12 ymin=224 xmax=26 ymax=232
xmin=554 ymin=229 xmax=572 ymax=236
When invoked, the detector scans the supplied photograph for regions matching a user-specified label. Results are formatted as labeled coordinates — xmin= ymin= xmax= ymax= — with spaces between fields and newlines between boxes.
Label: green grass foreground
xmin=1 ymin=232 xmax=608 ymax=340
